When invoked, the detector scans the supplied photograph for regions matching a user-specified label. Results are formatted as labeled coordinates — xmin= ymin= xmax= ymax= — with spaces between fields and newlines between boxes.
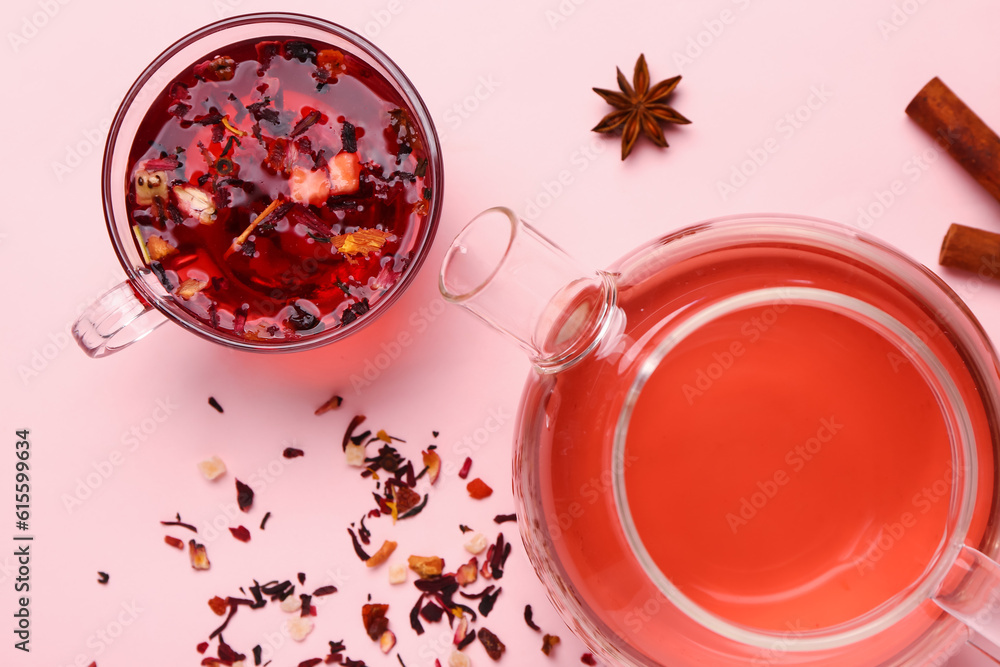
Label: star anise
xmin=592 ymin=54 xmax=691 ymax=160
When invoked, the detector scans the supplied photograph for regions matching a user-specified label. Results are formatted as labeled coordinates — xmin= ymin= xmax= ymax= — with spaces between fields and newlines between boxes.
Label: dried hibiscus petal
xmin=283 ymin=447 xmax=305 ymax=459
xmin=478 ymin=627 xmax=506 ymax=661
xmin=362 ymin=603 xmax=390 ymax=640
xmin=236 ymin=479 xmax=254 ymax=511
xmin=524 ymin=604 xmax=541 ymax=631
xmin=229 ymin=525 xmax=251 ymax=542
xmin=494 ymin=513 xmax=516 ymax=524
xmin=581 ymin=653 xmax=597 ymax=665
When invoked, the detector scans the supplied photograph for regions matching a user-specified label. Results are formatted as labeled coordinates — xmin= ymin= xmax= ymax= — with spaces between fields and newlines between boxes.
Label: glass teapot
xmin=440 ymin=207 xmax=1000 ymax=666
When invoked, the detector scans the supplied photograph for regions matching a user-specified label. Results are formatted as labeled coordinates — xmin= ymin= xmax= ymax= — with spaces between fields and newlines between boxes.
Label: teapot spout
xmin=440 ymin=206 xmax=619 ymax=372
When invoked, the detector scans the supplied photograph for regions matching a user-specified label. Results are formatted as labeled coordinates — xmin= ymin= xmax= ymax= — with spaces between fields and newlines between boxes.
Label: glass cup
xmin=441 ymin=208 xmax=1000 ymax=666
xmin=74 ymin=12 xmax=442 ymax=357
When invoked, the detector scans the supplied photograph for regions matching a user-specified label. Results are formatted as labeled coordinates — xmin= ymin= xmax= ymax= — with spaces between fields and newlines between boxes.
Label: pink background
xmin=5 ymin=0 xmax=1000 ymax=665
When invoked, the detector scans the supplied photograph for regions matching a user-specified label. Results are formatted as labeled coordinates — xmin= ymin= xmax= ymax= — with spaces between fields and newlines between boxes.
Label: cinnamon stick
xmin=906 ymin=77 xmax=1000 ymax=204
xmin=939 ymin=223 xmax=1000 ymax=275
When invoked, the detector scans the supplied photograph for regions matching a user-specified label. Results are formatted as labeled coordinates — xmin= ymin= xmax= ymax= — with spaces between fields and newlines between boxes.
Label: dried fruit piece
xmin=173 ymin=184 xmax=217 ymax=224
xmin=287 ymin=616 xmax=314 ymax=641
xmin=176 ymin=278 xmax=208 ymax=300
xmin=467 ymin=478 xmax=493 ymax=499
xmin=453 ymin=615 xmax=469 ymax=645
xmin=316 ymin=49 xmax=346 ymax=80
xmin=542 ymin=633 xmax=561 ymax=656
xmin=236 ymin=479 xmax=254 ymax=511
xmin=345 ymin=442 xmax=367 ymax=467
xmin=289 ymin=165 xmax=331 ymax=206
xmin=280 ymin=595 xmax=303 ymax=613
xmin=408 ymin=555 xmax=444 ymax=579
xmin=581 ymin=653 xmax=597 ymax=665
xmin=193 ymin=55 xmax=236 ymax=81
xmin=164 ymin=535 xmax=184 ymax=549
xmin=392 ymin=485 xmax=422 ymax=516
xmin=328 ymin=151 xmax=361 ymax=195
xmin=208 ymin=596 xmax=228 ymax=616
xmin=464 ymin=533 xmax=488 ymax=555
xmin=379 ymin=629 xmax=396 ymax=654
xmin=389 ymin=563 xmax=407 ymax=585
xmin=314 ymin=394 xmax=343 ymax=415
xmin=332 ymin=227 xmax=391 ymax=257
xmin=448 ymin=651 xmax=471 ymax=667
xmin=197 ymin=456 xmax=227 ymax=480
xmin=229 ymin=525 xmax=251 ymax=542
xmin=422 ymin=449 xmax=441 ymax=485
xmin=477 ymin=627 xmax=505 ymax=661
xmin=189 ymin=539 xmax=210 ymax=570
xmin=146 ymin=235 xmax=178 ymax=261
xmin=458 ymin=457 xmax=472 ymax=479
xmin=135 ymin=169 xmax=169 ymax=206
xmin=362 ymin=603 xmax=390 ymax=640
xmin=366 ymin=540 xmax=398 ymax=568
xmin=456 ymin=558 xmax=479 ymax=586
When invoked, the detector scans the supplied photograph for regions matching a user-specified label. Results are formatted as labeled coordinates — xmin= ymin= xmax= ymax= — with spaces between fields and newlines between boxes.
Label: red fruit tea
xmin=126 ymin=37 xmax=433 ymax=342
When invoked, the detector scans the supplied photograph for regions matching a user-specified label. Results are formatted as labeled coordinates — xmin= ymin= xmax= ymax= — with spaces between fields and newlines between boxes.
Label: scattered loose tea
xmin=208 ymin=396 xmax=224 ymax=413
xmin=493 ymin=514 xmax=516 ymax=524
xmin=542 ymin=633 xmax=561 ymax=656
xmin=253 ymin=644 xmax=262 ymax=665
xmin=315 ymin=393 xmax=344 ymax=415
xmin=287 ymin=616 xmax=315 ymax=641
xmin=581 ymin=653 xmax=597 ymax=665
xmin=524 ymin=605 xmax=541 ymax=631
xmin=189 ymin=539 xmax=211 ymax=570
xmin=209 ymin=596 xmax=229 ymax=616
xmin=366 ymin=540 xmax=398 ymax=568
xmin=362 ymin=603 xmax=390 ymax=640
xmin=230 ymin=525 xmax=251 ymax=542
xmin=164 ymin=535 xmax=184 ymax=549
xmin=477 ymin=627 xmax=505 ymax=661
xmin=408 ymin=555 xmax=444 ymax=579
xmin=312 ymin=585 xmax=337 ymax=596
xmin=198 ymin=456 xmax=228 ymax=480
xmin=259 ymin=511 xmax=272 ymax=530
xmin=197 ymin=642 xmax=209 ymax=653
xmin=97 ymin=571 xmax=109 ymax=584
xmin=161 ymin=513 xmax=198 ymax=532
xmin=283 ymin=447 xmax=305 ymax=458
xmin=236 ymin=479 xmax=255 ymax=511
xmin=467 ymin=478 xmax=493 ymax=499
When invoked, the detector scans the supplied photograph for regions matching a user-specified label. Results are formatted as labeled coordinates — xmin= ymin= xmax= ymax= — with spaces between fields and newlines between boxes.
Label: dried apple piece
xmin=422 ymin=449 xmax=442 ymax=485
xmin=345 ymin=442 xmax=367 ymax=467
xmin=464 ymin=533 xmax=488 ymax=555
xmin=456 ymin=557 xmax=479 ymax=586
xmin=146 ymin=235 xmax=178 ymax=261
xmin=332 ymin=228 xmax=391 ymax=257
xmin=197 ymin=456 xmax=227 ymax=480
xmin=135 ymin=169 xmax=169 ymax=206
xmin=379 ymin=629 xmax=396 ymax=654
xmin=287 ymin=616 xmax=314 ymax=641
xmin=173 ymin=184 xmax=217 ymax=224
xmin=177 ymin=278 xmax=208 ymax=300
xmin=388 ymin=563 xmax=407 ymax=585
xmin=408 ymin=555 xmax=444 ymax=579
xmin=448 ymin=651 xmax=471 ymax=667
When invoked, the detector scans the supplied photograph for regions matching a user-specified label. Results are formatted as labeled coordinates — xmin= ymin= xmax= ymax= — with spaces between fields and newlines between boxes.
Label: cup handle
xmin=73 ymin=281 xmax=167 ymax=357
xmin=933 ymin=545 xmax=1000 ymax=662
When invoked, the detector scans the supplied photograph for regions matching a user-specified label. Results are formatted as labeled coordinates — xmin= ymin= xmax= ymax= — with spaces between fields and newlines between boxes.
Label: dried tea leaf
xmin=314 ymin=394 xmax=343 ymax=415
xmin=332 ymin=228 xmax=392 ymax=257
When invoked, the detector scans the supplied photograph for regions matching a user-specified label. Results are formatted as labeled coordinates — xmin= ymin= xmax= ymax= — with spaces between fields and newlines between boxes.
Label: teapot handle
xmin=934 ymin=545 xmax=1000 ymax=663
xmin=73 ymin=281 xmax=167 ymax=358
